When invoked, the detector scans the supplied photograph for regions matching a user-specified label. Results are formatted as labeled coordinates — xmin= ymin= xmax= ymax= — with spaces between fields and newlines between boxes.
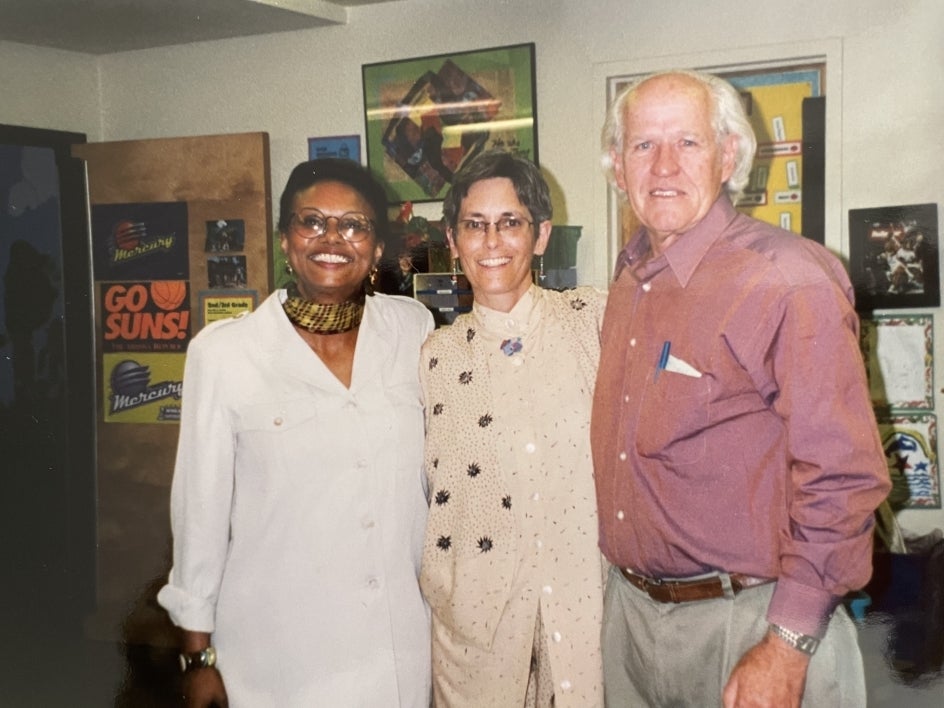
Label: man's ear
xmin=720 ymin=134 xmax=738 ymax=184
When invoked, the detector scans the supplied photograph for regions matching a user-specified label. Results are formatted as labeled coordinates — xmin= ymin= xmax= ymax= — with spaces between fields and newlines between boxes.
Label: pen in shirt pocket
xmin=655 ymin=340 xmax=671 ymax=380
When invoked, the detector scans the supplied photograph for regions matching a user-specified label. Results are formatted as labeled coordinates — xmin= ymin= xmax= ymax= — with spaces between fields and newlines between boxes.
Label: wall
xmin=2 ymin=0 xmax=942 ymax=530
xmin=0 ymin=40 xmax=102 ymax=138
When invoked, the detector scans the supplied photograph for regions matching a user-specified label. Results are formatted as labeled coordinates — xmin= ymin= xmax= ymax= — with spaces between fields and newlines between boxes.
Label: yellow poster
xmin=103 ymin=352 xmax=184 ymax=424
xmin=199 ymin=290 xmax=257 ymax=328
xmin=725 ymin=68 xmax=823 ymax=235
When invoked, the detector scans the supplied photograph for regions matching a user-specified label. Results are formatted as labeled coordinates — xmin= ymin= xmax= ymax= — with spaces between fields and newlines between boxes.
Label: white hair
xmin=600 ymin=69 xmax=757 ymax=202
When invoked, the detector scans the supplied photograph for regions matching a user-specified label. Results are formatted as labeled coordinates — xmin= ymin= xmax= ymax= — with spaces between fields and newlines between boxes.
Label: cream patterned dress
xmin=420 ymin=285 xmax=607 ymax=707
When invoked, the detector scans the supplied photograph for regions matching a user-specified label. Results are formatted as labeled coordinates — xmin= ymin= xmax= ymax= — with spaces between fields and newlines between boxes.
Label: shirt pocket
xmin=635 ymin=369 xmax=710 ymax=466
xmin=233 ymin=398 xmax=322 ymax=473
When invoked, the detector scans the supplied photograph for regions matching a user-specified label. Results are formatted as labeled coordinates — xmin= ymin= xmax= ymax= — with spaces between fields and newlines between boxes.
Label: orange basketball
xmin=151 ymin=281 xmax=188 ymax=311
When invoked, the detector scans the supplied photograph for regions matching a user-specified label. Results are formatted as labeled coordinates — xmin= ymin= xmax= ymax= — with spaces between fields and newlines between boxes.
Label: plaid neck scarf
xmin=281 ymin=281 xmax=365 ymax=334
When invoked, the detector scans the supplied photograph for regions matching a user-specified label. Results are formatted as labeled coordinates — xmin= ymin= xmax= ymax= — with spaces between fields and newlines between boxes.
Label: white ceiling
xmin=0 ymin=0 xmax=400 ymax=55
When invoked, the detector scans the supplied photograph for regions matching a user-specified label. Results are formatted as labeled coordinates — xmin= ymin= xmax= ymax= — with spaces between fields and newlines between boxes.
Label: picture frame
xmin=876 ymin=413 xmax=940 ymax=509
xmin=860 ymin=314 xmax=934 ymax=411
xmin=848 ymin=202 xmax=940 ymax=312
xmin=362 ymin=42 xmax=538 ymax=203
xmin=307 ymin=135 xmax=361 ymax=163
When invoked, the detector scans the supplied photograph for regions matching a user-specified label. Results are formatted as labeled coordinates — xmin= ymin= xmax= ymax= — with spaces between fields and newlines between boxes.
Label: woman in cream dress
xmin=420 ymin=151 xmax=606 ymax=707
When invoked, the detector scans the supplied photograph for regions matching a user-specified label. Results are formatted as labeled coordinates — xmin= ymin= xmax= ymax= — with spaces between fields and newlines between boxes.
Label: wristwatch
xmin=179 ymin=646 xmax=217 ymax=672
xmin=769 ymin=624 xmax=820 ymax=655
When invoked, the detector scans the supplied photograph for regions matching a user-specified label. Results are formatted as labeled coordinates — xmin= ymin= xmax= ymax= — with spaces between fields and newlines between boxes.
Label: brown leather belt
xmin=619 ymin=568 xmax=774 ymax=604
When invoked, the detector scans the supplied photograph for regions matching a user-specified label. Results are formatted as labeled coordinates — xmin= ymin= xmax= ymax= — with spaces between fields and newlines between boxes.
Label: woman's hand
xmin=182 ymin=666 xmax=228 ymax=708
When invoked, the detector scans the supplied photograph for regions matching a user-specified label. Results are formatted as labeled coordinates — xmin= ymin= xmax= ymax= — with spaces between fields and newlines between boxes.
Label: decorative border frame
xmin=362 ymin=42 xmax=537 ymax=203
xmin=877 ymin=413 xmax=940 ymax=508
xmin=848 ymin=202 xmax=940 ymax=312
xmin=860 ymin=314 xmax=934 ymax=411
xmin=307 ymin=135 xmax=361 ymax=163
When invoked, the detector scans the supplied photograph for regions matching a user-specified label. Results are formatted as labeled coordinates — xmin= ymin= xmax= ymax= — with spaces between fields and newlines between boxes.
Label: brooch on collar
xmin=500 ymin=337 xmax=523 ymax=356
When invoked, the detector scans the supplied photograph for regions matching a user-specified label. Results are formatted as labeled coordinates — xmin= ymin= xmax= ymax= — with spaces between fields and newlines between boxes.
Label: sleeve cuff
xmin=156 ymin=581 xmax=216 ymax=633
xmin=766 ymin=576 xmax=839 ymax=638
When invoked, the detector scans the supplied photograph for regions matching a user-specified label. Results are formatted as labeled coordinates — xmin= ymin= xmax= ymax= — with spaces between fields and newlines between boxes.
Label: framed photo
xmin=362 ymin=43 xmax=538 ymax=203
xmin=877 ymin=413 xmax=940 ymax=509
xmin=860 ymin=314 xmax=934 ymax=411
xmin=849 ymin=203 xmax=940 ymax=312
xmin=308 ymin=135 xmax=360 ymax=163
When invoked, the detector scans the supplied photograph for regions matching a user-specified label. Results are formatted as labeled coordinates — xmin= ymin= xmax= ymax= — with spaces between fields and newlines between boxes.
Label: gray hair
xmin=442 ymin=150 xmax=552 ymax=230
xmin=600 ymin=69 xmax=757 ymax=202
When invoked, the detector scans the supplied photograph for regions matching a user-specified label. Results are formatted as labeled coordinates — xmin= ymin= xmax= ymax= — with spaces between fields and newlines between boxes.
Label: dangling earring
xmin=285 ymin=262 xmax=294 ymax=276
xmin=451 ymin=257 xmax=460 ymax=285
xmin=538 ymin=255 xmax=546 ymax=284
xmin=364 ymin=266 xmax=378 ymax=296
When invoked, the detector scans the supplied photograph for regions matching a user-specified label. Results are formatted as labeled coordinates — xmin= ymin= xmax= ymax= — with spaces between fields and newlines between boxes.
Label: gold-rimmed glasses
xmin=290 ymin=209 xmax=375 ymax=243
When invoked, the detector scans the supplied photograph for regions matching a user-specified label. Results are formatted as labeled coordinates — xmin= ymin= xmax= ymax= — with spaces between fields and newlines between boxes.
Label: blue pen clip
xmin=655 ymin=340 xmax=671 ymax=380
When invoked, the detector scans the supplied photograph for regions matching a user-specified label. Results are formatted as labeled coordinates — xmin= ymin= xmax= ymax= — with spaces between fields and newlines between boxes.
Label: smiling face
xmin=447 ymin=177 xmax=550 ymax=313
xmin=610 ymin=73 xmax=737 ymax=255
xmin=280 ymin=180 xmax=383 ymax=303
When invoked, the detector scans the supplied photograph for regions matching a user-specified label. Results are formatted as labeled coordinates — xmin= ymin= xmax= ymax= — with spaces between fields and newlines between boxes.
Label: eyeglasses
xmin=455 ymin=216 xmax=534 ymax=239
xmin=290 ymin=209 xmax=375 ymax=243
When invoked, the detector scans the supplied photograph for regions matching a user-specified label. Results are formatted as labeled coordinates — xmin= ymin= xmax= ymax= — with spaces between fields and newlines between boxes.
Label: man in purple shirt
xmin=591 ymin=70 xmax=890 ymax=707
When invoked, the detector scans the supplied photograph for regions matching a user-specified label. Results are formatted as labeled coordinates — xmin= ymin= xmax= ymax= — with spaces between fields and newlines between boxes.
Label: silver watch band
xmin=770 ymin=623 xmax=820 ymax=655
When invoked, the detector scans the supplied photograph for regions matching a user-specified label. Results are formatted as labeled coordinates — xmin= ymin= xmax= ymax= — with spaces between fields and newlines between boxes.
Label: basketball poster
xmin=103 ymin=352 xmax=184 ymax=424
xmin=91 ymin=201 xmax=189 ymax=281
xmin=100 ymin=281 xmax=192 ymax=353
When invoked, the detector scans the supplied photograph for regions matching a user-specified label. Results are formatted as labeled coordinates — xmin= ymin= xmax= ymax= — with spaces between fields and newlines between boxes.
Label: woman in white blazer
xmin=159 ymin=159 xmax=434 ymax=707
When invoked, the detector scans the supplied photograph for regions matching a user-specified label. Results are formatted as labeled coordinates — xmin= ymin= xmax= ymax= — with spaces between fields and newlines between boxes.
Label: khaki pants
xmin=602 ymin=565 xmax=866 ymax=707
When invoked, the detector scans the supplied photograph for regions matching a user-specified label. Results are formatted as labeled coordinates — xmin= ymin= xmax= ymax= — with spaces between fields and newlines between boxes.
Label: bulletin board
xmin=72 ymin=132 xmax=271 ymax=642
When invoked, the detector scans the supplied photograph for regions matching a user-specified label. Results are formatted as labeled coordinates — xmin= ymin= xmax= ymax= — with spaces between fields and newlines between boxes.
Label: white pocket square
xmin=664 ymin=354 xmax=702 ymax=378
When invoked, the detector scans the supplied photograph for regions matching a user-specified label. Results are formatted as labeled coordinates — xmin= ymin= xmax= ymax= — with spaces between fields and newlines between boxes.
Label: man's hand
xmin=182 ymin=666 xmax=228 ymax=708
xmin=722 ymin=630 xmax=810 ymax=708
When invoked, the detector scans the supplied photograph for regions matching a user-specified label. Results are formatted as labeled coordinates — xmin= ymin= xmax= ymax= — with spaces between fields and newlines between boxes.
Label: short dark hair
xmin=442 ymin=151 xmax=552 ymax=230
xmin=277 ymin=159 xmax=392 ymax=247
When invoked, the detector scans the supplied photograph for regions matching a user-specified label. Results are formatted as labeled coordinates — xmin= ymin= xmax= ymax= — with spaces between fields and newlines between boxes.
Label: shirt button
xmin=542 ymin=585 xmax=553 ymax=595
xmin=513 ymin=358 xmax=523 ymax=367
xmin=535 ymin=539 xmax=543 ymax=549
xmin=623 ymin=394 xmax=630 ymax=403
xmin=273 ymin=416 xmax=284 ymax=426
xmin=506 ymin=318 xmax=516 ymax=329
xmin=531 ymin=492 xmax=541 ymax=501
xmin=361 ymin=518 xmax=375 ymax=529
xmin=619 ymin=451 xmax=627 ymax=461
xmin=629 ymin=338 xmax=637 ymax=347
xmin=642 ymin=282 xmax=652 ymax=292
xmin=617 ymin=510 xmax=625 ymax=520
xmin=560 ymin=679 xmax=572 ymax=691
xmin=552 ymin=631 xmax=562 ymax=642
xmin=367 ymin=577 xmax=380 ymax=589
xmin=525 ymin=442 xmax=536 ymax=453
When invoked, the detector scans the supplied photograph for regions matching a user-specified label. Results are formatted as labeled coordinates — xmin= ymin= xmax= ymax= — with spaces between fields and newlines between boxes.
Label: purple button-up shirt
xmin=591 ymin=196 xmax=890 ymax=636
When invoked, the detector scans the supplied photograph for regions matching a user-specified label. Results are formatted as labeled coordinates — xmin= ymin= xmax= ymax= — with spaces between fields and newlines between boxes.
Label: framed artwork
xmin=860 ymin=314 xmax=934 ymax=411
xmin=362 ymin=42 xmax=538 ymax=203
xmin=877 ymin=413 xmax=940 ymax=508
xmin=849 ymin=202 xmax=940 ymax=312
xmin=308 ymin=135 xmax=360 ymax=163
